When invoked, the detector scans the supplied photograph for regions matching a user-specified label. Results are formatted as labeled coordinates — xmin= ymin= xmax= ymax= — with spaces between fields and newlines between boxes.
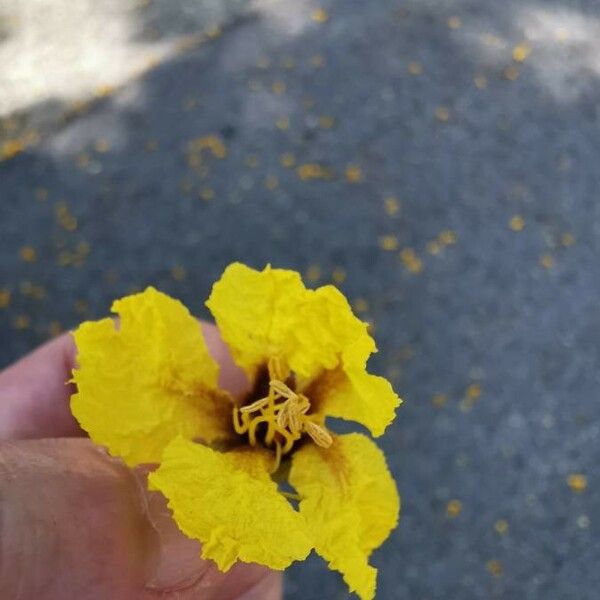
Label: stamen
xmin=277 ymin=403 xmax=289 ymax=429
xmin=277 ymin=426 xmax=299 ymax=453
xmin=248 ymin=415 xmax=271 ymax=446
xmin=303 ymin=421 xmax=333 ymax=448
xmin=240 ymin=396 xmax=270 ymax=413
xmin=232 ymin=407 xmax=250 ymax=434
xmin=270 ymin=379 xmax=297 ymax=400
xmin=232 ymin=368 xmax=333 ymax=456
xmin=271 ymin=440 xmax=283 ymax=473
xmin=268 ymin=356 xmax=290 ymax=381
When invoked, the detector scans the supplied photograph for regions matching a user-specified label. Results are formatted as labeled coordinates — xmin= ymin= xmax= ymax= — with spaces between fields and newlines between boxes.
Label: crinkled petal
xmin=206 ymin=263 xmax=371 ymax=380
xmin=148 ymin=437 xmax=312 ymax=571
xmin=205 ymin=263 xmax=306 ymax=378
xmin=307 ymin=334 xmax=401 ymax=437
xmin=289 ymin=433 xmax=400 ymax=600
xmin=71 ymin=287 xmax=230 ymax=466
xmin=289 ymin=285 xmax=370 ymax=377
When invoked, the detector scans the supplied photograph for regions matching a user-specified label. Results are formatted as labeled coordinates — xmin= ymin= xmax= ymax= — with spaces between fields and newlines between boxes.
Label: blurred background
xmin=1 ymin=0 xmax=599 ymax=598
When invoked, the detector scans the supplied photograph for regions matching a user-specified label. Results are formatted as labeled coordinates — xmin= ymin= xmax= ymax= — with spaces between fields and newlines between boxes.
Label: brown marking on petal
xmin=302 ymin=367 xmax=347 ymax=416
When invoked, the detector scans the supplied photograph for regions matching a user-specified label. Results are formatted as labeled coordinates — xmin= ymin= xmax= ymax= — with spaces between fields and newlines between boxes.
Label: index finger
xmin=0 ymin=333 xmax=81 ymax=440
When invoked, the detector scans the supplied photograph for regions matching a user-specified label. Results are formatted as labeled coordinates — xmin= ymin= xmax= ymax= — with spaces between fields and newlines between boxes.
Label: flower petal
xmin=289 ymin=284 xmax=369 ymax=377
xmin=207 ymin=263 xmax=370 ymax=379
xmin=206 ymin=263 xmax=307 ymax=378
xmin=289 ymin=433 xmax=400 ymax=600
xmin=307 ymin=334 xmax=401 ymax=437
xmin=71 ymin=287 xmax=230 ymax=466
xmin=148 ymin=437 xmax=313 ymax=571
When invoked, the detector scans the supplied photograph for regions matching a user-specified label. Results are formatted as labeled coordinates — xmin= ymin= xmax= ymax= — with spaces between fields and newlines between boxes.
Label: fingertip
xmin=0 ymin=332 xmax=83 ymax=440
xmin=200 ymin=322 xmax=249 ymax=397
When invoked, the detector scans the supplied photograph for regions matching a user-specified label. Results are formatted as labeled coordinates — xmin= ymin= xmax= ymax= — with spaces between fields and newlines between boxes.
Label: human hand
xmin=0 ymin=324 xmax=282 ymax=600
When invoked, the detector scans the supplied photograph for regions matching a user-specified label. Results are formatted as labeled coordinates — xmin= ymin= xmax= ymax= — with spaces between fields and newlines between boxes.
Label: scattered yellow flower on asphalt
xmin=494 ymin=519 xmax=509 ymax=535
xmin=13 ymin=315 xmax=31 ymax=330
xmin=438 ymin=229 xmax=458 ymax=245
xmin=512 ymin=43 xmax=532 ymax=63
xmin=20 ymin=281 xmax=45 ymax=300
xmin=567 ymin=473 xmax=587 ymax=493
xmin=540 ymin=254 xmax=554 ymax=269
xmin=400 ymin=248 xmax=423 ymax=274
xmin=332 ymin=267 xmax=347 ymax=284
xmin=465 ymin=383 xmax=482 ymax=401
xmin=297 ymin=163 xmax=333 ymax=181
xmin=345 ymin=164 xmax=363 ymax=183
xmin=447 ymin=16 xmax=462 ymax=29
xmin=509 ymin=215 xmax=525 ymax=231
xmin=95 ymin=84 xmax=115 ymax=98
xmin=435 ymin=106 xmax=450 ymax=122
xmin=504 ymin=65 xmax=520 ymax=81
xmin=275 ymin=117 xmax=290 ymax=130
xmin=55 ymin=201 xmax=78 ymax=232
xmin=280 ymin=153 xmax=296 ymax=168
xmin=265 ymin=175 xmax=279 ymax=190
xmin=171 ymin=265 xmax=187 ymax=281
xmin=560 ymin=232 xmax=576 ymax=247
xmin=310 ymin=54 xmax=325 ymax=68
xmin=426 ymin=240 xmax=442 ymax=255
xmin=76 ymin=153 xmax=91 ymax=169
xmin=460 ymin=383 xmax=481 ymax=412
xmin=431 ymin=393 xmax=447 ymax=409
xmin=1 ymin=139 xmax=24 ymax=161
xmin=312 ymin=8 xmax=329 ymax=23
xmin=487 ymin=559 xmax=503 ymax=577
xmin=94 ymin=138 xmax=110 ymax=153
xmin=305 ymin=264 xmax=322 ymax=282
xmin=272 ymin=81 xmax=286 ymax=95
xmin=384 ymin=196 xmax=400 ymax=216
xmin=474 ymin=74 xmax=487 ymax=89
xmin=318 ymin=115 xmax=335 ymax=129
xmin=200 ymin=187 xmax=215 ymax=201
xmin=188 ymin=135 xmax=227 ymax=159
xmin=407 ymin=61 xmax=423 ymax=76
xmin=446 ymin=499 xmax=462 ymax=518
xmin=353 ymin=297 xmax=369 ymax=313
xmin=379 ymin=235 xmax=399 ymax=251
xmin=71 ymin=264 xmax=401 ymax=600
xmin=19 ymin=246 xmax=37 ymax=262
xmin=0 ymin=289 xmax=11 ymax=308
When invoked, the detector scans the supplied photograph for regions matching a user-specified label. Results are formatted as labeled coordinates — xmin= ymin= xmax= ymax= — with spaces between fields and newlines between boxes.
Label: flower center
xmin=232 ymin=359 xmax=332 ymax=471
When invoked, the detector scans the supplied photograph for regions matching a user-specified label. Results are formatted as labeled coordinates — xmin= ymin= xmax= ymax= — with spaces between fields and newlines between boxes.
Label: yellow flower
xmin=71 ymin=263 xmax=401 ymax=600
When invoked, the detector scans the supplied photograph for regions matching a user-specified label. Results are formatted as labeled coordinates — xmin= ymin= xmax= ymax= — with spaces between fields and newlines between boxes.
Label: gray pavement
xmin=2 ymin=0 xmax=600 ymax=598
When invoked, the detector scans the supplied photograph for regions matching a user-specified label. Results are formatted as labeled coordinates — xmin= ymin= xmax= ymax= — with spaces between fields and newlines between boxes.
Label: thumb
xmin=0 ymin=438 xmax=281 ymax=600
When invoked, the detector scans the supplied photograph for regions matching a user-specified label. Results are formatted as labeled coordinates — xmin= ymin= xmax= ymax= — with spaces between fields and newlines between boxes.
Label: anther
xmin=240 ymin=396 xmax=270 ymax=413
xmin=303 ymin=421 xmax=333 ymax=448
xmin=270 ymin=380 xmax=297 ymax=399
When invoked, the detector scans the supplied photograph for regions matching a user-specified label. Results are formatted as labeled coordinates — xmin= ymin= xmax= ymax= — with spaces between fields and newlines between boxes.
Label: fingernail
xmin=133 ymin=469 xmax=213 ymax=591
